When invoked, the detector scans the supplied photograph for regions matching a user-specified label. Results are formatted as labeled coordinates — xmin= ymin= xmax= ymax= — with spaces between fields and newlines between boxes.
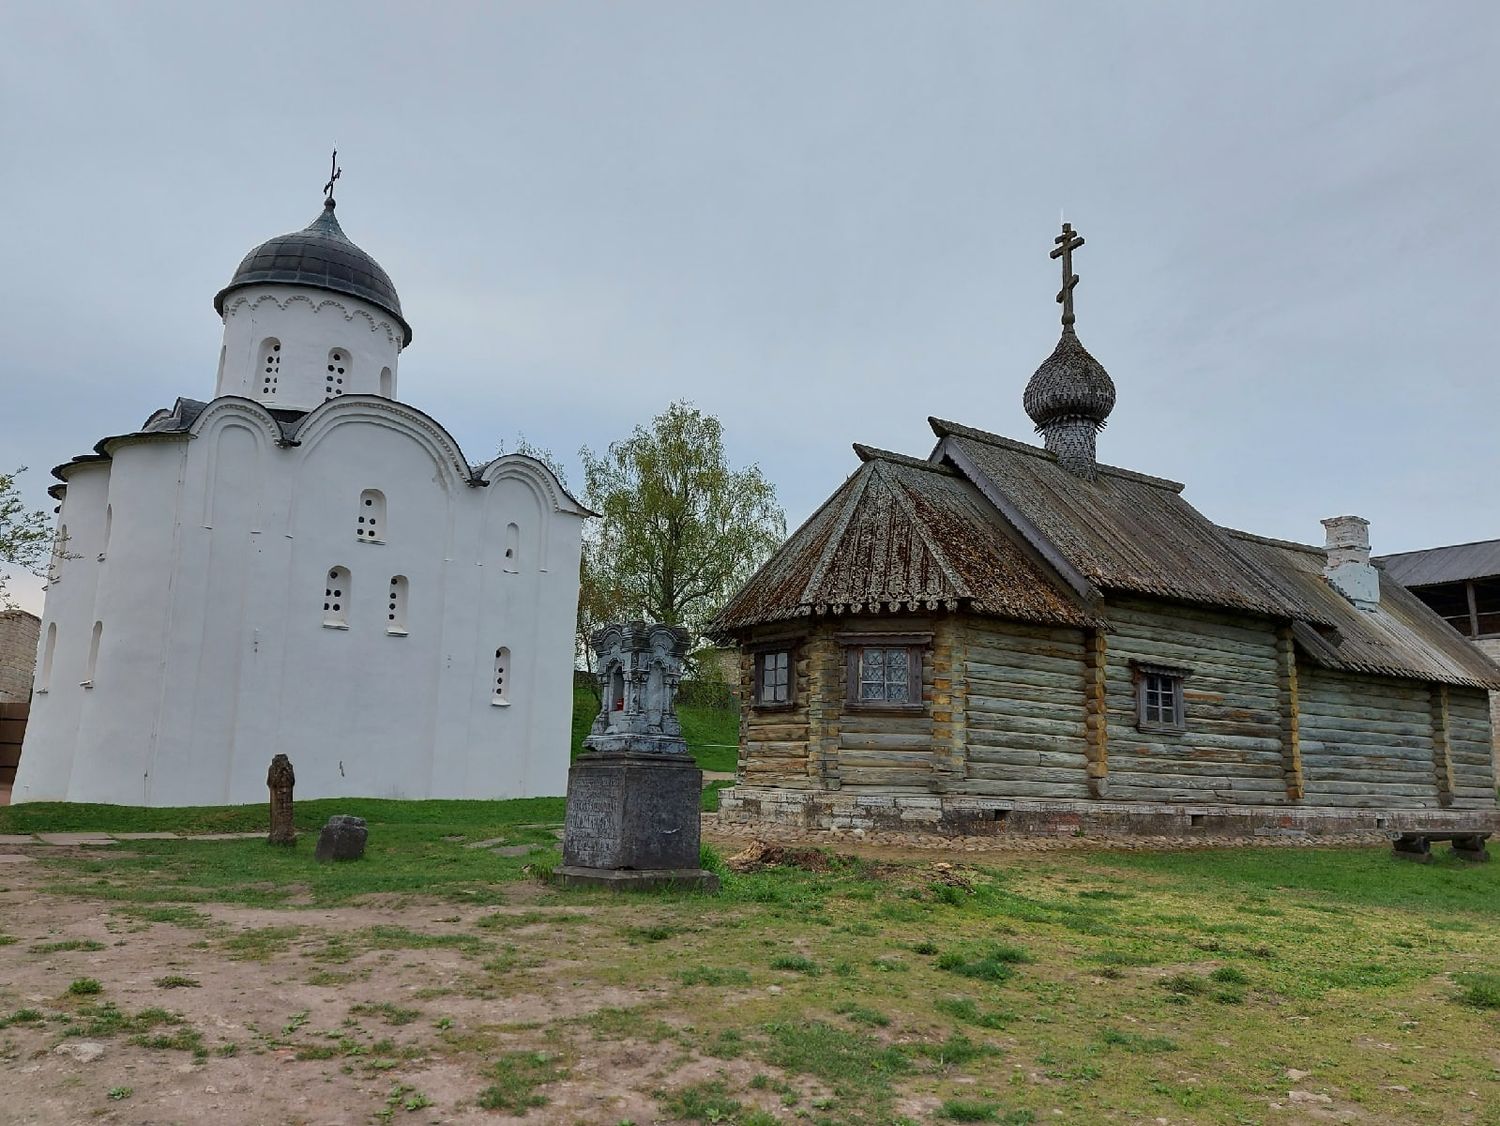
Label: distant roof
xmin=709 ymin=446 xmax=1099 ymax=637
xmin=214 ymin=200 xmax=411 ymax=346
xmin=1234 ymin=531 xmax=1500 ymax=690
xmin=929 ymin=418 xmax=1332 ymax=625
xmin=1375 ymin=538 xmax=1500 ymax=588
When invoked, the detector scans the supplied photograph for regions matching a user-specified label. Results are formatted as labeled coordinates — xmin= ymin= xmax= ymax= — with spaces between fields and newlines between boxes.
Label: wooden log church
xmin=709 ymin=226 xmax=1500 ymax=837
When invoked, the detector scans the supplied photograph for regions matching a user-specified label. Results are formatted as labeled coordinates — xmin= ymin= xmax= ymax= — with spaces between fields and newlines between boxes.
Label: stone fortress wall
xmin=0 ymin=610 xmax=40 ymax=703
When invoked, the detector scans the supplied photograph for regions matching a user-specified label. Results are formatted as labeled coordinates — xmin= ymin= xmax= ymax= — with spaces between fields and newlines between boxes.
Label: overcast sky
xmin=3 ymin=2 xmax=1497 ymax=613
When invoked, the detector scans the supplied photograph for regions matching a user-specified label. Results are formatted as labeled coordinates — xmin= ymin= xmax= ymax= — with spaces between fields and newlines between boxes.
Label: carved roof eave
xmin=716 ymin=594 xmax=1107 ymax=640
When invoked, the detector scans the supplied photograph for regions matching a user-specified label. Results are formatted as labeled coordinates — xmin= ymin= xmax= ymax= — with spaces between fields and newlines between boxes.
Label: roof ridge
xmin=1223 ymin=527 xmax=1325 ymax=555
xmin=928 ymin=416 xmax=1185 ymax=492
xmin=802 ymin=461 xmax=878 ymax=603
xmin=1374 ymin=536 xmax=1500 ymax=560
xmin=852 ymin=443 xmax=956 ymax=475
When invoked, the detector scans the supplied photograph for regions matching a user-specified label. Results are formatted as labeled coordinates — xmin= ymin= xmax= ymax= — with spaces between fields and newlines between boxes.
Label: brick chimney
xmin=1321 ymin=515 xmax=1379 ymax=611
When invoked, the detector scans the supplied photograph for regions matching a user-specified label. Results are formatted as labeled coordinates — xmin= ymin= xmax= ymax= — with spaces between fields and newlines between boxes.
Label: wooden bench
xmin=1390 ymin=832 xmax=1490 ymax=863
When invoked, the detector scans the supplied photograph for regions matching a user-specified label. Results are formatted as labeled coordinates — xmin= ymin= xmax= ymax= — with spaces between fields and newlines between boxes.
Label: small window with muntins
xmin=839 ymin=633 xmax=929 ymax=710
xmin=356 ymin=490 xmax=386 ymax=543
xmin=1133 ymin=662 xmax=1189 ymax=733
xmin=753 ymin=648 xmax=793 ymax=707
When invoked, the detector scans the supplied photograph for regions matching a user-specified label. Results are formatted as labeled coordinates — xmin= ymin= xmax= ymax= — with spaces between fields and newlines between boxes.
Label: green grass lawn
xmin=3 ymin=807 xmax=1498 ymax=1123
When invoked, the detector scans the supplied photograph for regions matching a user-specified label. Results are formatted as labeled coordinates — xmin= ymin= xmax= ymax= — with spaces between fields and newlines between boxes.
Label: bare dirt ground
xmin=2 ymin=847 xmax=744 ymax=1126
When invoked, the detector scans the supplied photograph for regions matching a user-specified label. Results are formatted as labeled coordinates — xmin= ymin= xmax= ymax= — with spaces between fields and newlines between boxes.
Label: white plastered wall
xmin=15 ymin=396 xmax=585 ymax=806
xmin=216 ymin=285 xmax=403 ymax=410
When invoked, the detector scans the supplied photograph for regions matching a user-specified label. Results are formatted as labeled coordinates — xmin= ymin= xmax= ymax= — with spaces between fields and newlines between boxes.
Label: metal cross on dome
xmin=323 ymin=149 xmax=341 ymax=205
xmin=1050 ymin=221 xmax=1085 ymax=327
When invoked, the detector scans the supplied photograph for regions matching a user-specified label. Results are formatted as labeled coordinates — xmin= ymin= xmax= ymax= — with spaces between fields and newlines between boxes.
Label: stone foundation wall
xmin=716 ymin=785 xmax=1500 ymax=839
xmin=0 ymin=611 xmax=39 ymax=704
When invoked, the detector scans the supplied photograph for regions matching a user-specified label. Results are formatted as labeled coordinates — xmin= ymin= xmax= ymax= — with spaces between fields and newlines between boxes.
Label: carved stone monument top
xmin=586 ymin=621 xmax=691 ymax=754
xmin=559 ymin=620 xmax=716 ymax=891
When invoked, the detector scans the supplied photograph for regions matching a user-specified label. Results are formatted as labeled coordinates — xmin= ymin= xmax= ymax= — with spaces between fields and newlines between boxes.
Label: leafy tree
xmin=0 ymin=467 xmax=54 ymax=609
xmin=579 ymin=401 xmax=785 ymax=653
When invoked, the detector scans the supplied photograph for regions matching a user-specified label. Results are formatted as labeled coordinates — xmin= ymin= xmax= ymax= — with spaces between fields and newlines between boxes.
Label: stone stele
xmin=313 ymin=814 xmax=368 ymax=862
xmin=555 ymin=621 xmax=719 ymax=892
xmin=267 ymin=754 xmax=296 ymax=846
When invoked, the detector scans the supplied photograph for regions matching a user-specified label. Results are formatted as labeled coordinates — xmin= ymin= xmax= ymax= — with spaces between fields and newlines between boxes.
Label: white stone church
xmin=15 ymin=190 xmax=588 ymax=806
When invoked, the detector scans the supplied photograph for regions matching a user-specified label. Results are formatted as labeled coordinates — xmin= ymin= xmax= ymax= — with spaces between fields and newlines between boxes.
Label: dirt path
xmin=1 ymin=849 xmax=692 ymax=1125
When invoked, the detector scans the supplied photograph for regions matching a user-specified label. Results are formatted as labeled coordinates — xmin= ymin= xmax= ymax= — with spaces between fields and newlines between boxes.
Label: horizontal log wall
xmin=736 ymin=627 xmax=815 ymax=790
xmin=1299 ymin=668 xmax=1441 ymax=808
xmin=1104 ymin=599 xmax=1288 ymax=805
xmin=835 ymin=618 xmax=938 ymax=791
xmin=1447 ymin=686 xmax=1498 ymax=809
xmin=961 ymin=618 xmax=1089 ymax=799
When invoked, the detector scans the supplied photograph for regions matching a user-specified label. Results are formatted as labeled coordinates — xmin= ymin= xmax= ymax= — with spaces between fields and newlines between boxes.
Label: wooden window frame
xmin=839 ymin=631 xmax=930 ymax=713
xmin=749 ymin=638 xmax=798 ymax=711
xmin=1132 ymin=661 xmax=1189 ymax=734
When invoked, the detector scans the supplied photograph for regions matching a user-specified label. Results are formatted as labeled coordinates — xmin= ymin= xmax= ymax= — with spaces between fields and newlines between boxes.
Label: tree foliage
xmin=579 ymin=401 xmax=785 ymax=652
xmin=0 ymin=467 xmax=53 ymax=609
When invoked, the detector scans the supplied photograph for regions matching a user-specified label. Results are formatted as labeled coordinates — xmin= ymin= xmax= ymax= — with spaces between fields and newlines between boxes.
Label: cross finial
xmin=1049 ymin=222 xmax=1085 ymax=328
xmin=323 ymin=148 xmax=341 ymax=207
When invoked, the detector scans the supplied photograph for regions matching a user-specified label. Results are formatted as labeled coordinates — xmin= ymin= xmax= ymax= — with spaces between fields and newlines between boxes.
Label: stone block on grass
xmin=314 ymin=815 xmax=367 ymax=862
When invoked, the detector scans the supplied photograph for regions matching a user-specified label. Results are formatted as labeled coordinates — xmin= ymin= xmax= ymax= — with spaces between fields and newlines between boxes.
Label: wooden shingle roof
xmin=708 ymin=447 xmax=1098 ymax=636
xmin=930 ymin=418 xmax=1334 ymax=625
xmin=1232 ymin=531 xmax=1500 ymax=690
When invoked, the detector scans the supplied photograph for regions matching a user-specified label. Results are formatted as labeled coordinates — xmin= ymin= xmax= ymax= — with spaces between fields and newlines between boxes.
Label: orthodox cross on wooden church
xmin=1050 ymin=222 xmax=1084 ymax=327
xmin=323 ymin=149 xmax=341 ymax=205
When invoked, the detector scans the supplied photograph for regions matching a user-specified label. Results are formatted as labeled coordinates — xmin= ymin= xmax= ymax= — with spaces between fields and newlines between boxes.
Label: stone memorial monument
xmin=267 ymin=754 xmax=296 ymax=846
xmin=555 ymin=622 xmax=719 ymax=892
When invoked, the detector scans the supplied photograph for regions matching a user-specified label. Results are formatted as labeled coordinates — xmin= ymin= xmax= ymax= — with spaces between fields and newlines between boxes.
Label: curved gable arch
xmin=189 ymin=397 xmax=283 ymax=446
xmin=190 ymin=401 xmax=276 ymax=529
xmin=479 ymin=455 xmax=591 ymax=517
xmin=292 ymin=396 xmax=473 ymax=488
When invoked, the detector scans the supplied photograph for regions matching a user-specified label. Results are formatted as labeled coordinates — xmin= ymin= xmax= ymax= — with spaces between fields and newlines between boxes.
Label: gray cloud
xmin=3 ymin=1 xmax=1496 ymax=612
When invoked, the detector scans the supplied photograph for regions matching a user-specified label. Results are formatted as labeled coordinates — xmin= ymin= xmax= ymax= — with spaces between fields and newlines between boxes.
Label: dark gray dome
xmin=1023 ymin=327 xmax=1116 ymax=431
xmin=214 ymin=200 xmax=411 ymax=345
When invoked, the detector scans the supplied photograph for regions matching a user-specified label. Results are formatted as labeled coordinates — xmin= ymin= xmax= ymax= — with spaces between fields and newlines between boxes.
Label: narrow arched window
xmin=503 ymin=522 xmax=520 ymax=572
xmin=38 ymin=622 xmax=57 ymax=693
xmin=379 ymin=366 xmax=393 ymax=397
xmin=260 ymin=338 xmax=281 ymax=396
xmin=325 ymin=348 xmax=348 ymax=399
xmin=84 ymin=620 xmax=102 ymax=686
xmin=323 ymin=566 xmax=350 ymax=628
xmin=492 ymin=647 xmax=511 ymax=705
xmin=100 ymin=505 xmax=112 ymax=560
xmin=356 ymin=490 xmax=386 ymax=543
xmin=610 ymin=665 xmax=625 ymax=712
xmin=387 ymin=575 xmax=409 ymax=634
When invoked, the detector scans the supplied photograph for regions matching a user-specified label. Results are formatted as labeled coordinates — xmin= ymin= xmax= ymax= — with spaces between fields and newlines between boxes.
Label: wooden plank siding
xmin=1103 ymin=599 xmax=1289 ymax=805
xmin=963 ymin=619 xmax=1089 ymax=799
xmin=1299 ymin=669 xmax=1441 ymax=808
xmin=1448 ymin=686 xmax=1498 ymax=808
